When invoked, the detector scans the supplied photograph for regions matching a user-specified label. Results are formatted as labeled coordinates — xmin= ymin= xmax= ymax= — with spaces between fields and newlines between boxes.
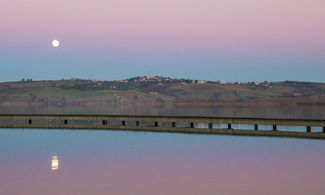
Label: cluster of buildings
xmin=131 ymin=76 xmax=172 ymax=83
xmin=130 ymin=76 xmax=209 ymax=85
xmin=69 ymin=76 xmax=272 ymax=87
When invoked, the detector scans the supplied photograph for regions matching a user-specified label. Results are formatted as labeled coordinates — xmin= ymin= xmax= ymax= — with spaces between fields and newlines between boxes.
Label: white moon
xmin=52 ymin=40 xmax=60 ymax=47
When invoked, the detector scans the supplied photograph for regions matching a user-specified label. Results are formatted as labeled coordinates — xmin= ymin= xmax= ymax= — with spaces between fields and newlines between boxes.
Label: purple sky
xmin=0 ymin=0 xmax=324 ymax=82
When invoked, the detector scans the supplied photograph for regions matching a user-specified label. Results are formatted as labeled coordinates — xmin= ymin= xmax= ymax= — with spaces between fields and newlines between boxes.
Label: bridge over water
xmin=0 ymin=114 xmax=325 ymax=139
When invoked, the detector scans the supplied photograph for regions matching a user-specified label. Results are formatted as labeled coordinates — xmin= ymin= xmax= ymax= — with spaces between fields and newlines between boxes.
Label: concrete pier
xmin=0 ymin=114 xmax=325 ymax=139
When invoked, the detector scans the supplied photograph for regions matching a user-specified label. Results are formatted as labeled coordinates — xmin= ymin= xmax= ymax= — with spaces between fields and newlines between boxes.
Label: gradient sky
xmin=0 ymin=0 xmax=324 ymax=82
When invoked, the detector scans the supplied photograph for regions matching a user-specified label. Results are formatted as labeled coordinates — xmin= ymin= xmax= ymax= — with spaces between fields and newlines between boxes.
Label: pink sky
xmin=1 ymin=0 xmax=324 ymax=53
xmin=0 ymin=0 xmax=324 ymax=81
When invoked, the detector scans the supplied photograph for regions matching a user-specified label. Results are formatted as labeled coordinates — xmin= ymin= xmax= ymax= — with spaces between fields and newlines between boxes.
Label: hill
xmin=1 ymin=76 xmax=325 ymax=107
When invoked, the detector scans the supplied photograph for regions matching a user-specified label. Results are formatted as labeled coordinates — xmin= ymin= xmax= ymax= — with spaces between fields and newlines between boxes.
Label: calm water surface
xmin=1 ymin=104 xmax=325 ymax=119
xmin=1 ymin=129 xmax=325 ymax=195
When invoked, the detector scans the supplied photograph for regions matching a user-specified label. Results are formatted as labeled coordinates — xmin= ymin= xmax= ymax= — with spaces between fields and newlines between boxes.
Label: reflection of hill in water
xmin=0 ymin=102 xmax=324 ymax=120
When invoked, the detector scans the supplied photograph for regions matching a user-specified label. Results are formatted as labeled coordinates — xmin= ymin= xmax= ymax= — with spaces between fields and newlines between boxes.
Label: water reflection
xmin=1 ymin=129 xmax=325 ymax=194
xmin=1 ymin=103 xmax=325 ymax=119
xmin=51 ymin=156 xmax=59 ymax=170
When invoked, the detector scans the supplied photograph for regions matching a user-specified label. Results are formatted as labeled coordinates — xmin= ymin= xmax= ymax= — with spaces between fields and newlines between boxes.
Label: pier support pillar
xmin=228 ymin=124 xmax=232 ymax=129
xmin=136 ymin=121 xmax=140 ymax=126
xmin=154 ymin=121 xmax=159 ymax=127
xmin=29 ymin=119 xmax=32 ymax=125
xmin=172 ymin=122 xmax=176 ymax=127
xmin=273 ymin=125 xmax=277 ymax=131
xmin=208 ymin=123 xmax=213 ymax=129
xmin=254 ymin=124 xmax=258 ymax=130
xmin=122 ymin=121 xmax=126 ymax=126
xmin=190 ymin=122 xmax=194 ymax=128
xmin=307 ymin=126 xmax=311 ymax=133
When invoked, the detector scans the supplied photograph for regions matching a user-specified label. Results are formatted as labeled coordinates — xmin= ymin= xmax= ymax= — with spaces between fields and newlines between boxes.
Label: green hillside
xmin=0 ymin=76 xmax=325 ymax=107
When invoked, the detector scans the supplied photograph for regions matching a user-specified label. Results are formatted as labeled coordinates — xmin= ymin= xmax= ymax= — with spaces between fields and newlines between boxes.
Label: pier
xmin=0 ymin=114 xmax=325 ymax=139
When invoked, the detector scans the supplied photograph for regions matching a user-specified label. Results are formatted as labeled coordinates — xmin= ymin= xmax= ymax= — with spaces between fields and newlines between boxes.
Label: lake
xmin=1 ymin=128 xmax=325 ymax=195
xmin=1 ymin=103 xmax=325 ymax=119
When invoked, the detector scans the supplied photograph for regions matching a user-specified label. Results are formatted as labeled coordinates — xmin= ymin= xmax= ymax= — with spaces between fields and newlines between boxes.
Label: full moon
xmin=52 ymin=40 xmax=60 ymax=47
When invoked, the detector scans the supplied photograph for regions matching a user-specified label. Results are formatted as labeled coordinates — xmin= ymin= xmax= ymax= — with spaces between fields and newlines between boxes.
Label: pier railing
xmin=0 ymin=114 xmax=324 ymax=139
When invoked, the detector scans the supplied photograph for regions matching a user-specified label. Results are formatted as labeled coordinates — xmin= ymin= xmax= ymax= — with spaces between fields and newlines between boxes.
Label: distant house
xmin=293 ymin=93 xmax=302 ymax=96
xmin=146 ymin=75 xmax=156 ymax=80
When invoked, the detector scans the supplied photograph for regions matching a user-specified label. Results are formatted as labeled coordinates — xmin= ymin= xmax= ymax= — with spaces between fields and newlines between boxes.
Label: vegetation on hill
xmin=0 ymin=76 xmax=325 ymax=107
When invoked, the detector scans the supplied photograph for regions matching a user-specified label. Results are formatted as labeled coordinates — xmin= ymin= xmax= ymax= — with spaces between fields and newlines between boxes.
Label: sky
xmin=0 ymin=0 xmax=324 ymax=82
